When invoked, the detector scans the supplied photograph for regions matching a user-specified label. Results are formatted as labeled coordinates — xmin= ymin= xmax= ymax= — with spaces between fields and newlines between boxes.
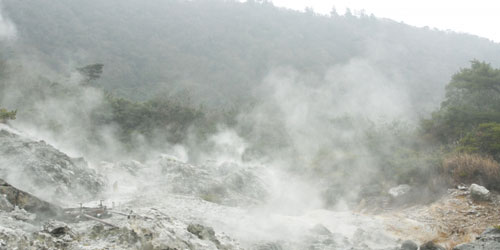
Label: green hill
xmin=2 ymin=0 xmax=500 ymax=111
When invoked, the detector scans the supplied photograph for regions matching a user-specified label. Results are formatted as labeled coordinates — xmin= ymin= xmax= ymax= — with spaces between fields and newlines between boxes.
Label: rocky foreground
xmin=1 ymin=126 xmax=500 ymax=249
xmin=361 ymin=183 xmax=500 ymax=250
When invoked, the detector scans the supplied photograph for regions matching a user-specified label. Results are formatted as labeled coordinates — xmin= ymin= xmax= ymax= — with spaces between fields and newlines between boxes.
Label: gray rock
xmin=0 ymin=194 xmax=13 ymax=212
xmin=453 ymin=243 xmax=476 ymax=250
xmin=420 ymin=241 xmax=445 ymax=250
xmin=469 ymin=183 xmax=490 ymax=201
xmin=400 ymin=240 xmax=418 ymax=250
xmin=454 ymin=227 xmax=500 ymax=250
xmin=188 ymin=223 xmax=217 ymax=241
xmin=253 ymin=242 xmax=284 ymax=250
xmin=158 ymin=156 xmax=268 ymax=206
xmin=0 ymin=129 xmax=105 ymax=201
xmin=187 ymin=223 xmax=229 ymax=250
xmin=310 ymin=224 xmax=333 ymax=236
xmin=388 ymin=185 xmax=411 ymax=198
xmin=9 ymin=207 xmax=36 ymax=222
xmin=0 ymin=179 xmax=64 ymax=218
xmin=43 ymin=220 xmax=75 ymax=239
xmin=480 ymin=227 xmax=500 ymax=237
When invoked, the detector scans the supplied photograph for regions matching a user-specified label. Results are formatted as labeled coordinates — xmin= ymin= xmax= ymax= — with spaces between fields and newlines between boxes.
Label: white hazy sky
xmin=270 ymin=0 xmax=500 ymax=42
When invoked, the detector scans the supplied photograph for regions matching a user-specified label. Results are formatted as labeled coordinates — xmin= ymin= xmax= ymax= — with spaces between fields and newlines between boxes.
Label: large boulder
xmin=0 ymin=128 xmax=105 ymax=201
xmin=453 ymin=227 xmax=500 ymax=250
xmin=420 ymin=241 xmax=445 ymax=250
xmin=0 ymin=179 xmax=63 ymax=218
xmin=400 ymin=240 xmax=418 ymax=250
xmin=389 ymin=185 xmax=411 ymax=198
xmin=469 ymin=183 xmax=491 ymax=201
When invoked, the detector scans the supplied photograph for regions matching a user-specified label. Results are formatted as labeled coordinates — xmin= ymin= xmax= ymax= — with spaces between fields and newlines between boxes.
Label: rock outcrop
xmin=103 ymin=155 xmax=269 ymax=206
xmin=453 ymin=227 xmax=500 ymax=250
xmin=0 ymin=128 xmax=105 ymax=201
xmin=159 ymin=157 xmax=268 ymax=205
xmin=0 ymin=179 xmax=63 ymax=218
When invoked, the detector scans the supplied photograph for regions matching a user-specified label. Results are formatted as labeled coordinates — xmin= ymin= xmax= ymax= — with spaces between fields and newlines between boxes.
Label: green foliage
xmin=365 ymin=121 xmax=442 ymax=185
xmin=446 ymin=60 xmax=500 ymax=96
xmin=0 ymin=108 xmax=16 ymax=122
xmin=421 ymin=61 xmax=500 ymax=189
xmin=423 ymin=61 xmax=500 ymax=144
xmin=102 ymin=94 xmax=209 ymax=145
xmin=77 ymin=64 xmax=104 ymax=84
xmin=458 ymin=123 xmax=500 ymax=159
xmin=306 ymin=118 xmax=442 ymax=189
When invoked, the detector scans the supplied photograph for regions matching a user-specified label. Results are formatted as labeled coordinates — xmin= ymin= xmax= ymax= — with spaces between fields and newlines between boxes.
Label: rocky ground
xmin=1 ymin=125 xmax=500 ymax=249
xmin=389 ymin=187 xmax=500 ymax=247
xmin=0 ymin=178 xmax=404 ymax=250
xmin=355 ymin=183 xmax=500 ymax=250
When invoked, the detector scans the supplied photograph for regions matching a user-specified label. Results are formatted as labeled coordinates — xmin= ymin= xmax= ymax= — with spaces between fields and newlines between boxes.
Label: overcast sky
xmin=270 ymin=0 xmax=500 ymax=43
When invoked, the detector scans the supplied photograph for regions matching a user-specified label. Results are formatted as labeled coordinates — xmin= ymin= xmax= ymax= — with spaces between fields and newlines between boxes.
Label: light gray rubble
xmin=0 ymin=127 xmax=105 ymax=203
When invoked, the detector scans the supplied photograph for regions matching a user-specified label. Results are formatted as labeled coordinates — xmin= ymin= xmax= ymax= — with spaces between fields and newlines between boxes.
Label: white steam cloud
xmin=0 ymin=1 xmax=16 ymax=40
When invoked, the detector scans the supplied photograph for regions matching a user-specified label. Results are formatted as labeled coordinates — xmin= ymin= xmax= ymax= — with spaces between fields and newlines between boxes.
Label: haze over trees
xmin=2 ymin=0 xmax=500 ymax=112
xmin=77 ymin=63 xmax=104 ymax=85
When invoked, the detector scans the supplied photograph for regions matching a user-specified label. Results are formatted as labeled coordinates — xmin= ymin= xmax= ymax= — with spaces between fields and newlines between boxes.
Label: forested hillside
xmin=2 ymin=0 xmax=500 ymax=112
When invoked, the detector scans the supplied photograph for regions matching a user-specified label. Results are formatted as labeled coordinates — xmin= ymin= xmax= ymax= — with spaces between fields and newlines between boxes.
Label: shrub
xmin=0 ymin=108 xmax=16 ymax=123
xmin=458 ymin=122 xmax=500 ymax=160
xmin=442 ymin=153 xmax=500 ymax=190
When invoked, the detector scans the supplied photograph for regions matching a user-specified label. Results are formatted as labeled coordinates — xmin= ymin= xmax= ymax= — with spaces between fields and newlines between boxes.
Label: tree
xmin=77 ymin=64 xmax=104 ymax=85
xmin=423 ymin=61 xmax=500 ymax=144
xmin=344 ymin=8 xmax=353 ymax=18
xmin=304 ymin=7 xmax=314 ymax=15
xmin=447 ymin=60 xmax=500 ymax=95
xmin=330 ymin=7 xmax=339 ymax=18
xmin=458 ymin=123 xmax=500 ymax=160
xmin=0 ymin=108 xmax=16 ymax=123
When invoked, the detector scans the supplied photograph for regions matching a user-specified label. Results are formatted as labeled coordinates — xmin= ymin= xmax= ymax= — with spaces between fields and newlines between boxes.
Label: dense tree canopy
xmin=423 ymin=61 xmax=500 ymax=161
xmin=101 ymin=94 xmax=208 ymax=144
xmin=2 ymin=0 xmax=500 ymax=110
